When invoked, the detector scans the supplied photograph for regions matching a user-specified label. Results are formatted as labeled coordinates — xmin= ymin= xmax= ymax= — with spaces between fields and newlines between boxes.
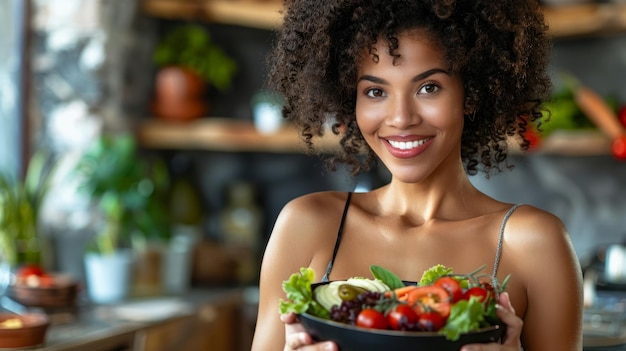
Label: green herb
xmin=279 ymin=267 xmax=330 ymax=319
xmin=370 ymin=265 xmax=405 ymax=290
xmin=418 ymin=264 xmax=453 ymax=286
xmin=439 ymin=296 xmax=487 ymax=341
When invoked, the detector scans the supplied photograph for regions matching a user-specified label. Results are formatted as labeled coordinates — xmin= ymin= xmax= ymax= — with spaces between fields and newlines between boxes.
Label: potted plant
xmin=0 ymin=151 xmax=56 ymax=270
xmin=151 ymin=24 xmax=238 ymax=122
xmin=74 ymin=133 xmax=171 ymax=302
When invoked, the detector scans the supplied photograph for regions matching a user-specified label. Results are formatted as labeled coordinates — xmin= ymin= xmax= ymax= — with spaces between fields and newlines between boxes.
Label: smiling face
xmin=355 ymin=30 xmax=466 ymax=184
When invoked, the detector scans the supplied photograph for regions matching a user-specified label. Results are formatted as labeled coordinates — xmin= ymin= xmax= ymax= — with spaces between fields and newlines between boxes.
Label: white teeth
xmin=387 ymin=138 xmax=431 ymax=150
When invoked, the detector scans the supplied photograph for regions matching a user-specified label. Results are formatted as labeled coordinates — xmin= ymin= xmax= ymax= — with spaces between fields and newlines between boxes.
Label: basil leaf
xmin=370 ymin=265 xmax=405 ymax=290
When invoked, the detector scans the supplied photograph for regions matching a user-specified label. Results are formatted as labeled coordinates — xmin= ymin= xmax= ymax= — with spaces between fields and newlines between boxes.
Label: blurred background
xmin=1 ymin=0 xmax=626 ymax=350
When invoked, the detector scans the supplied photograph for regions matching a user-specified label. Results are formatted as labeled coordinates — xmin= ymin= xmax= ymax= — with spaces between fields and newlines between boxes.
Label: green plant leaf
xmin=153 ymin=24 xmax=237 ymax=91
xmin=370 ymin=264 xmax=405 ymax=290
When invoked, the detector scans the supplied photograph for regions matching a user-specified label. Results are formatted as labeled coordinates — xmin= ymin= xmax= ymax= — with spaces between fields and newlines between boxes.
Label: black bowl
xmin=300 ymin=312 xmax=503 ymax=351
xmin=301 ymin=281 xmax=503 ymax=351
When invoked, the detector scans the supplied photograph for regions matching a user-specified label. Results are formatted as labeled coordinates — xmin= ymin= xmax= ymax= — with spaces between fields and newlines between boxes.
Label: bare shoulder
xmin=262 ymin=190 xmax=352 ymax=279
xmin=273 ymin=191 xmax=351 ymax=244
xmin=502 ymin=204 xmax=577 ymax=270
xmin=504 ymin=204 xmax=568 ymax=243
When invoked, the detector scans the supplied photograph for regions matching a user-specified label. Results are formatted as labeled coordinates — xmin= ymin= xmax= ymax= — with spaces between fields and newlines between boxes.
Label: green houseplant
xmin=152 ymin=24 xmax=238 ymax=121
xmin=0 ymin=151 xmax=56 ymax=268
xmin=74 ymin=133 xmax=171 ymax=255
xmin=74 ymin=133 xmax=172 ymax=302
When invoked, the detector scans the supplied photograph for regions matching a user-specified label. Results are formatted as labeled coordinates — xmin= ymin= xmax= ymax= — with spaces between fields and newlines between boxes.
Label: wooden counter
xmin=30 ymin=288 xmax=253 ymax=351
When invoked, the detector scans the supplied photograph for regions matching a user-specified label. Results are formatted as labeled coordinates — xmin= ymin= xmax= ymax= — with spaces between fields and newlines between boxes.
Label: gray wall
xmin=471 ymin=155 xmax=626 ymax=266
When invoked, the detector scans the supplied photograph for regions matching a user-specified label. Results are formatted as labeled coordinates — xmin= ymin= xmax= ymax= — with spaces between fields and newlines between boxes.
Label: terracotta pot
xmin=152 ymin=66 xmax=208 ymax=122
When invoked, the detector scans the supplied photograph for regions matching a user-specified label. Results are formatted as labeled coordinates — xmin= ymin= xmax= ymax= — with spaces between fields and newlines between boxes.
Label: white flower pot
xmin=84 ymin=250 xmax=133 ymax=304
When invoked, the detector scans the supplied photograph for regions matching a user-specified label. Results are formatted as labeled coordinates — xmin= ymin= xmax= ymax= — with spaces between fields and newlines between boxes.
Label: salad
xmin=280 ymin=264 xmax=509 ymax=341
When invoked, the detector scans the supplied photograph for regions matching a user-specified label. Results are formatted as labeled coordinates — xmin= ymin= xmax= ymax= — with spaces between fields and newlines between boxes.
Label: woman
xmin=252 ymin=0 xmax=583 ymax=350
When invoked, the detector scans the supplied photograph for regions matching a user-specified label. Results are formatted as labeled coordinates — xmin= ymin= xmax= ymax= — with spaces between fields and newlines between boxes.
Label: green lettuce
xmin=418 ymin=264 xmax=453 ymax=286
xmin=439 ymin=296 xmax=487 ymax=341
xmin=279 ymin=267 xmax=330 ymax=319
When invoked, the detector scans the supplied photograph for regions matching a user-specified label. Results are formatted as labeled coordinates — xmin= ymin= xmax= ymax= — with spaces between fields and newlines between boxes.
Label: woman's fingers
xmin=282 ymin=313 xmax=338 ymax=351
xmin=459 ymin=292 xmax=522 ymax=351
xmin=496 ymin=292 xmax=523 ymax=347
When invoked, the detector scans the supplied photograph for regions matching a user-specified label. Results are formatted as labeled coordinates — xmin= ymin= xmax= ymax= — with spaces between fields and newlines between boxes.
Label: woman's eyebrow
xmin=358 ymin=68 xmax=451 ymax=84
xmin=411 ymin=68 xmax=451 ymax=82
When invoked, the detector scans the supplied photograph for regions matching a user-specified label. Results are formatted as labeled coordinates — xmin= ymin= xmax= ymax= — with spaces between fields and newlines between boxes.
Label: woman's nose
xmin=386 ymin=94 xmax=421 ymax=129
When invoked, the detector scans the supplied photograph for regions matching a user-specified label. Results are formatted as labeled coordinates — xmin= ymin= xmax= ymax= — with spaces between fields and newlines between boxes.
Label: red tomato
xmin=17 ymin=264 xmax=45 ymax=278
xmin=612 ymin=136 xmax=626 ymax=161
xmin=462 ymin=286 xmax=491 ymax=303
xmin=433 ymin=276 xmax=463 ymax=302
xmin=524 ymin=127 xmax=541 ymax=150
xmin=386 ymin=304 xmax=418 ymax=331
xmin=407 ymin=286 xmax=451 ymax=319
xmin=356 ymin=309 xmax=388 ymax=330
xmin=416 ymin=311 xmax=446 ymax=332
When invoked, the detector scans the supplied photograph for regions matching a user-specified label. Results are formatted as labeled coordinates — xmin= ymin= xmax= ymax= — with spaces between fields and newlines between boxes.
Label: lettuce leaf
xmin=279 ymin=267 xmax=330 ymax=319
xmin=439 ymin=296 xmax=487 ymax=341
xmin=418 ymin=264 xmax=453 ymax=286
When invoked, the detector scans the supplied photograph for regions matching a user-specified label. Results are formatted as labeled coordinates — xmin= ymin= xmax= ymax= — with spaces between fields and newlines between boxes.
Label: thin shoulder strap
xmin=322 ymin=192 xmax=352 ymax=282
xmin=491 ymin=204 xmax=522 ymax=289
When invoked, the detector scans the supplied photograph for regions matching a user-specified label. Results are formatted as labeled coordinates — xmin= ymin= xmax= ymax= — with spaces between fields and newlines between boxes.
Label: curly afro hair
xmin=267 ymin=0 xmax=552 ymax=176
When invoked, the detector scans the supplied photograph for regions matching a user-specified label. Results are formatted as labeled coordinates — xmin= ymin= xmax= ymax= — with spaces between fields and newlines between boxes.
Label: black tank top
xmin=321 ymin=192 xmax=521 ymax=288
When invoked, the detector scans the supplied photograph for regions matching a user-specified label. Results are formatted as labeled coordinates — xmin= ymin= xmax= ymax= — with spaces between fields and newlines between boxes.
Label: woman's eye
xmin=366 ymin=88 xmax=385 ymax=98
xmin=419 ymin=83 xmax=439 ymax=94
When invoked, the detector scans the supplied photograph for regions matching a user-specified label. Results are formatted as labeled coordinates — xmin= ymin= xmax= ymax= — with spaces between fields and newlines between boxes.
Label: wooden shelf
xmin=141 ymin=0 xmax=626 ymax=37
xmin=137 ymin=118 xmax=611 ymax=156
xmin=140 ymin=0 xmax=283 ymax=30
xmin=510 ymin=130 xmax=611 ymax=156
xmin=543 ymin=3 xmax=626 ymax=38
xmin=136 ymin=118 xmax=339 ymax=153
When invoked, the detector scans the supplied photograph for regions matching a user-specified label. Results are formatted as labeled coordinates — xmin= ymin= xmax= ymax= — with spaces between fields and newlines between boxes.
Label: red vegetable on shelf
xmin=566 ymin=74 xmax=626 ymax=161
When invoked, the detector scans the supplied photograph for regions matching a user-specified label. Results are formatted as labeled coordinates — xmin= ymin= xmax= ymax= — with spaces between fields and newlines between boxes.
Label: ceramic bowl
xmin=300 ymin=312 xmax=503 ymax=351
xmin=0 ymin=313 xmax=50 ymax=348
xmin=8 ymin=273 xmax=79 ymax=308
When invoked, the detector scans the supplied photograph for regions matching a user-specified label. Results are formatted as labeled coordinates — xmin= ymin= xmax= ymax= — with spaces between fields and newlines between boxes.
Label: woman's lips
xmin=383 ymin=136 xmax=434 ymax=158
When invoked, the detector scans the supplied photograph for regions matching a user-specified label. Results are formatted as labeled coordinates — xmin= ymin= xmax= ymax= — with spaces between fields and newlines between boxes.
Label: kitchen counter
xmin=14 ymin=287 xmax=254 ymax=351
xmin=584 ymin=290 xmax=626 ymax=350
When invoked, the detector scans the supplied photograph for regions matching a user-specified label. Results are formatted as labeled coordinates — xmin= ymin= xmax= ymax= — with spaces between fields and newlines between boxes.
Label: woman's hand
xmin=460 ymin=292 xmax=523 ymax=351
xmin=282 ymin=312 xmax=338 ymax=351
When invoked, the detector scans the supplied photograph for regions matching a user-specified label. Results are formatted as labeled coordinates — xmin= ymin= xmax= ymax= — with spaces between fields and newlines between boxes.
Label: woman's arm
xmin=251 ymin=193 xmax=342 ymax=351
xmin=510 ymin=208 xmax=584 ymax=351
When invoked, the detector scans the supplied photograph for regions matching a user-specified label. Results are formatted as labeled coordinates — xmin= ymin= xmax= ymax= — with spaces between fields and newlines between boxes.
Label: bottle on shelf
xmin=220 ymin=181 xmax=263 ymax=284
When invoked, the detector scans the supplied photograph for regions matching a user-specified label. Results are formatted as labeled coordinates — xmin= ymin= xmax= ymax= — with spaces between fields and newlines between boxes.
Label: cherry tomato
xmin=416 ymin=311 xmax=446 ymax=332
xmin=462 ymin=286 xmax=491 ymax=303
xmin=433 ymin=276 xmax=463 ymax=302
xmin=407 ymin=286 xmax=451 ymax=319
xmin=356 ymin=309 xmax=388 ymax=330
xmin=612 ymin=136 xmax=626 ymax=161
xmin=386 ymin=304 xmax=418 ymax=331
